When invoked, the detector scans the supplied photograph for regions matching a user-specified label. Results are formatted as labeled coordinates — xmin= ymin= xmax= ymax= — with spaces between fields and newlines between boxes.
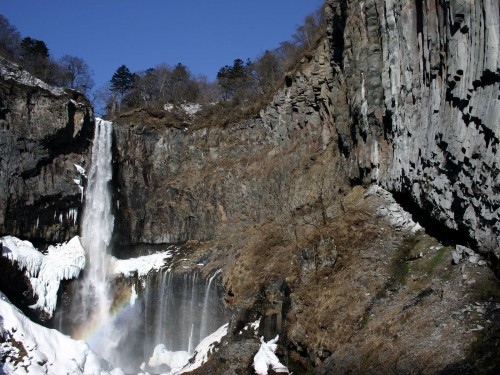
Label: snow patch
xmin=177 ymin=323 xmax=228 ymax=374
xmin=74 ymin=163 xmax=87 ymax=177
xmin=148 ymin=345 xmax=190 ymax=371
xmin=145 ymin=323 xmax=228 ymax=374
xmin=365 ymin=185 xmax=423 ymax=233
xmin=1 ymin=236 xmax=86 ymax=317
xmin=0 ymin=57 xmax=65 ymax=96
xmin=180 ymin=102 xmax=202 ymax=115
xmin=109 ymin=251 xmax=172 ymax=277
xmin=163 ymin=102 xmax=202 ymax=115
xmin=0 ymin=292 xmax=120 ymax=375
xmin=253 ymin=335 xmax=289 ymax=375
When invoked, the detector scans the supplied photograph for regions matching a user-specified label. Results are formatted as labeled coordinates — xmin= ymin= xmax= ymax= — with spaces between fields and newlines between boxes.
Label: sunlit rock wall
xmin=326 ymin=0 xmax=499 ymax=255
xmin=112 ymin=0 xmax=499 ymax=259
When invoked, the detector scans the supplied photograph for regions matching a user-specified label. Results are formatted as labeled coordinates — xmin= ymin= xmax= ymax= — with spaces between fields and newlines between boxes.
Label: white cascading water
xmin=77 ymin=118 xmax=115 ymax=352
xmin=66 ymin=118 xmax=226 ymax=372
xmin=143 ymin=269 xmax=225 ymax=371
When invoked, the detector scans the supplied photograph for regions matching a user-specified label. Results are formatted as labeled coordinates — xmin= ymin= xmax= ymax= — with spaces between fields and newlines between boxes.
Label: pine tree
xmin=110 ymin=65 xmax=134 ymax=97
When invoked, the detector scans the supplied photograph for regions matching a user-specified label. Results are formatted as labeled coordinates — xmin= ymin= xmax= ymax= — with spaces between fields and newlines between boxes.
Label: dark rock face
xmin=0 ymin=57 xmax=94 ymax=244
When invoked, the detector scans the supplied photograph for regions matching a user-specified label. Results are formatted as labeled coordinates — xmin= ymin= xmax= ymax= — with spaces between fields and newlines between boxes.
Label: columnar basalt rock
xmin=326 ymin=0 xmax=500 ymax=257
xmin=0 ymin=58 xmax=94 ymax=244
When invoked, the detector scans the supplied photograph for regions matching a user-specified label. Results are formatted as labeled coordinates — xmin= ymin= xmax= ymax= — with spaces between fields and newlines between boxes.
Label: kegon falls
xmin=54 ymin=119 xmax=227 ymax=373
xmin=1 ymin=1 xmax=499 ymax=375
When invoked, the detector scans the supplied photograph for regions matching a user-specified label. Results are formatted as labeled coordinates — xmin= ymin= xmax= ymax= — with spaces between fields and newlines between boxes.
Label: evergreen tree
xmin=20 ymin=37 xmax=49 ymax=59
xmin=110 ymin=65 xmax=134 ymax=97
xmin=216 ymin=58 xmax=253 ymax=101
xmin=19 ymin=37 xmax=50 ymax=79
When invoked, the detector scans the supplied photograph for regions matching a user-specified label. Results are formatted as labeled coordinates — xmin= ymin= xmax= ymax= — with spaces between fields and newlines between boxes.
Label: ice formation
xmin=253 ymin=335 xmax=289 ymax=375
xmin=0 ymin=235 xmax=86 ymax=317
xmin=109 ymin=251 xmax=172 ymax=277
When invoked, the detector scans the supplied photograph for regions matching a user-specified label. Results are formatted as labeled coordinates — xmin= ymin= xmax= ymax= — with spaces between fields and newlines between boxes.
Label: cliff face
xmin=0 ymin=58 xmax=94 ymax=244
xmin=109 ymin=1 xmax=500 ymax=372
xmin=113 ymin=0 xmax=499 ymax=259
xmin=0 ymin=0 xmax=498 ymax=373
xmin=329 ymin=0 xmax=500 ymax=257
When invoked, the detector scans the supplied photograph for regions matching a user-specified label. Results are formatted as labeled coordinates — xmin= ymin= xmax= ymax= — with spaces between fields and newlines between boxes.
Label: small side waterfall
xmin=143 ymin=269 xmax=226 ymax=366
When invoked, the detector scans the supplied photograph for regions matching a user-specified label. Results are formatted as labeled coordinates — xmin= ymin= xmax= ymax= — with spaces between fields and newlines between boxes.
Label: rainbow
xmin=70 ymin=284 xmax=137 ymax=343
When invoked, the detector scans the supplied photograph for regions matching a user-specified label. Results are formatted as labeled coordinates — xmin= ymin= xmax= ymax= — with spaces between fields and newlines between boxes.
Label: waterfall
xmin=60 ymin=117 xmax=226 ymax=372
xmin=200 ymin=269 xmax=221 ymax=340
xmin=143 ymin=268 xmax=226 ymax=369
xmin=79 ymin=118 xmax=114 ymax=328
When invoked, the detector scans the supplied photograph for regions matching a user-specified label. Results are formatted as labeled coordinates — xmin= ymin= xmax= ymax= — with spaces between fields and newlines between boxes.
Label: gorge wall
xmin=331 ymin=0 xmax=500 ymax=257
xmin=0 ymin=57 xmax=94 ymax=245
xmin=112 ymin=0 xmax=499 ymax=259
xmin=0 ymin=0 xmax=499 ymax=373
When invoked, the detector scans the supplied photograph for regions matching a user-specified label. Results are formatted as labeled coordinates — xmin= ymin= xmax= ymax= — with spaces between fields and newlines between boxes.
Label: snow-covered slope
xmin=0 ymin=292 xmax=123 ymax=375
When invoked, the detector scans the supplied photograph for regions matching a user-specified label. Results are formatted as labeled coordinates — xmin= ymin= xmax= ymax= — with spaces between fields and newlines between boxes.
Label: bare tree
xmin=59 ymin=55 xmax=94 ymax=93
xmin=253 ymin=50 xmax=282 ymax=94
xmin=0 ymin=15 xmax=21 ymax=60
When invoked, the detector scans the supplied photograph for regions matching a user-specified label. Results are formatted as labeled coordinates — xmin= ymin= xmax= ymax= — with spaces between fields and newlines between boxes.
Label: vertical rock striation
xmin=0 ymin=57 xmax=94 ymax=244
xmin=327 ymin=0 xmax=499 ymax=257
xmin=111 ymin=0 xmax=498 ymax=260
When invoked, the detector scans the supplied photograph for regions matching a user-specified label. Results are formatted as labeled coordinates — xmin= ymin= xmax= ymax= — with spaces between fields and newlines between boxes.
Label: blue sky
xmin=1 ymin=0 xmax=324 ymax=91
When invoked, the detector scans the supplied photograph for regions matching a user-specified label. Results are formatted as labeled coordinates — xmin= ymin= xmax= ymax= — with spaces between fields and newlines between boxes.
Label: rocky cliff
xmin=329 ymin=0 xmax=500 ymax=259
xmin=109 ymin=0 xmax=500 ymax=373
xmin=0 ymin=0 xmax=498 ymax=373
xmin=112 ymin=0 xmax=499 ymax=260
xmin=0 ymin=57 xmax=94 ymax=245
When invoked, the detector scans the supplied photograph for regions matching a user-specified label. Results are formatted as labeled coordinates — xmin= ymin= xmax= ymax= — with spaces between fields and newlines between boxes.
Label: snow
xmin=253 ymin=336 xmax=289 ymax=375
xmin=239 ymin=318 xmax=261 ymax=335
xmin=365 ymin=185 xmax=423 ymax=233
xmin=109 ymin=251 xmax=172 ymax=277
xmin=180 ymin=102 xmax=202 ymax=115
xmin=73 ymin=164 xmax=86 ymax=201
xmin=177 ymin=323 xmax=228 ymax=374
xmin=145 ymin=323 xmax=228 ymax=374
xmin=1 ymin=236 xmax=86 ymax=317
xmin=0 ymin=292 xmax=121 ymax=375
xmin=148 ymin=345 xmax=190 ymax=371
xmin=163 ymin=102 xmax=202 ymax=115
xmin=74 ymin=163 xmax=87 ymax=177
xmin=0 ymin=56 xmax=65 ymax=96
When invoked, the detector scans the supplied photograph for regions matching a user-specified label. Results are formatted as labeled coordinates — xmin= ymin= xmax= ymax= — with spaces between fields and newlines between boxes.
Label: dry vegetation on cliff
xmin=182 ymin=185 xmax=500 ymax=374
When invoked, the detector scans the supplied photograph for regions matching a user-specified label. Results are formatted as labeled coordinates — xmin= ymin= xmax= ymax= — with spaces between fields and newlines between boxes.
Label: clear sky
xmin=1 ymin=0 xmax=324 ymax=92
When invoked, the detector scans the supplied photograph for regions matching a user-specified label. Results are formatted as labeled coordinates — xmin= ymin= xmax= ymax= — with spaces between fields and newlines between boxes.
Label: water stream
xmin=79 ymin=118 xmax=114 ymax=333
xmin=63 ymin=118 xmax=226 ymax=373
